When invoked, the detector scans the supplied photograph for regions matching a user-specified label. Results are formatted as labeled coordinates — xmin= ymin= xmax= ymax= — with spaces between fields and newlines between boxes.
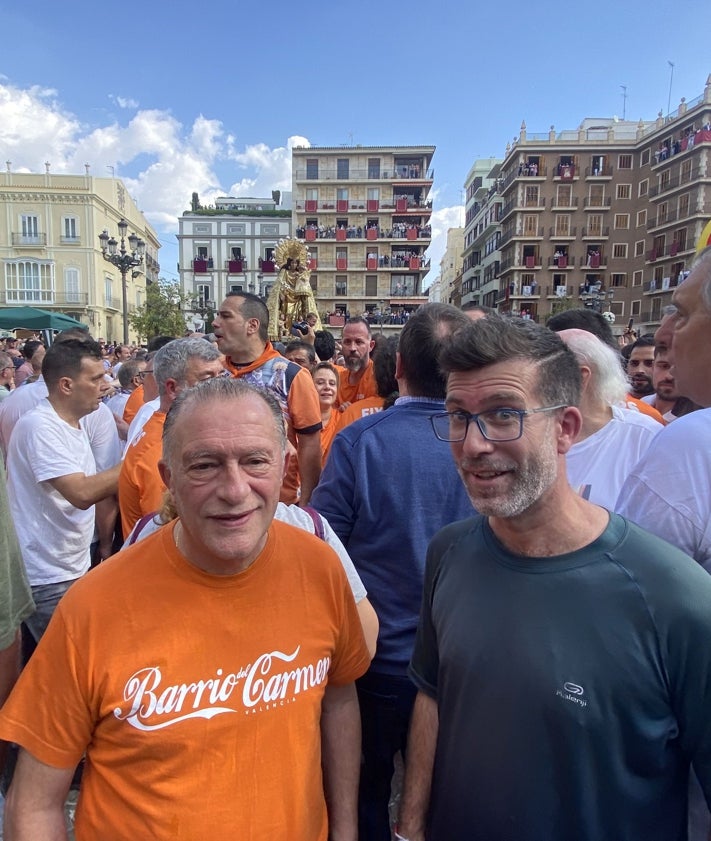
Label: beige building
xmin=0 ymin=166 xmax=159 ymax=342
xmin=439 ymin=227 xmax=465 ymax=307
xmin=461 ymin=159 xmax=503 ymax=309
xmin=292 ymin=145 xmax=434 ymax=330
xmin=478 ymin=73 xmax=711 ymax=330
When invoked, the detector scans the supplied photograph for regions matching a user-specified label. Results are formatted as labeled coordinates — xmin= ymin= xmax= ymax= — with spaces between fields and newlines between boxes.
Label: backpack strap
xmin=302 ymin=506 xmax=325 ymax=540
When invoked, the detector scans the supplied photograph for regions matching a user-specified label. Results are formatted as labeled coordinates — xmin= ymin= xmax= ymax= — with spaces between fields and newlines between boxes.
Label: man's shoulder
xmin=429 ymin=515 xmax=483 ymax=558
xmin=613 ymin=405 xmax=664 ymax=435
xmin=641 ymin=407 xmax=711 ymax=455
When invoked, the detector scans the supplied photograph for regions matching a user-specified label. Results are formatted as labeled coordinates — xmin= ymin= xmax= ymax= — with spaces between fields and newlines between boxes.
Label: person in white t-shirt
xmin=558 ymin=329 xmax=661 ymax=508
xmin=7 ymin=338 xmax=122 ymax=642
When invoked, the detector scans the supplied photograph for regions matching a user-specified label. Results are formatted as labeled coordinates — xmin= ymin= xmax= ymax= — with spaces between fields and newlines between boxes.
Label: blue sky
xmin=1 ymin=0 xmax=709 ymax=286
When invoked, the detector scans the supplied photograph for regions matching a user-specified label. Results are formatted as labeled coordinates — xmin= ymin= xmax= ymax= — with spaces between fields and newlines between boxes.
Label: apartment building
xmin=292 ymin=145 xmax=434 ymax=329
xmin=439 ymin=227 xmax=465 ymax=307
xmin=0 ymin=166 xmax=159 ymax=342
xmin=461 ymin=159 xmax=503 ymax=309
xmin=480 ymin=73 xmax=711 ymax=329
xmin=178 ymin=194 xmax=292 ymax=329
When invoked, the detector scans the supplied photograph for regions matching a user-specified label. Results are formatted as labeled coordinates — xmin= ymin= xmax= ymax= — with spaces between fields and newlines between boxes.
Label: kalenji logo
xmin=556 ymin=681 xmax=587 ymax=708
xmin=113 ymin=646 xmax=331 ymax=731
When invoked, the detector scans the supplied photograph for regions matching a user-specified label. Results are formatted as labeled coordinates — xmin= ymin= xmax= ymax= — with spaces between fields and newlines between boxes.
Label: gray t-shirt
xmin=411 ymin=513 xmax=711 ymax=841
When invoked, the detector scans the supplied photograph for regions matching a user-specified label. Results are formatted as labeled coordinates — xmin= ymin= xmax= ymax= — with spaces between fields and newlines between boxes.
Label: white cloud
xmin=0 ymin=81 xmax=309 ymax=236
xmin=111 ymin=95 xmax=139 ymax=110
xmin=423 ymin=204 xmax=465 ymax=288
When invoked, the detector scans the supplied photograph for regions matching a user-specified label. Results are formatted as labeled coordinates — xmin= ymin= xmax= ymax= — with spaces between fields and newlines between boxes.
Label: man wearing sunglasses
xmin=398 ymin=316 xmax=711 ymax=841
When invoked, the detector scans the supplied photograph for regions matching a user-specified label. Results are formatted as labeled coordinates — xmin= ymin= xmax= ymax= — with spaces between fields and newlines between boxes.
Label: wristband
xmin=394 ymin=829 xmax=411 ymax=841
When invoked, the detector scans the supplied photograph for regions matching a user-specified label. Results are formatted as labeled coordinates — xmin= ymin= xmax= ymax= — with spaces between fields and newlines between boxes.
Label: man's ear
xmin=158 ymin=459 xmax=172 ymax=490
xmin=164 ymin=378 xmax=179 ymax=400
xmin=557 ymin=406 xmax=583 ymax=455
xmin=57 ymin=375 xmax=74 ymax=396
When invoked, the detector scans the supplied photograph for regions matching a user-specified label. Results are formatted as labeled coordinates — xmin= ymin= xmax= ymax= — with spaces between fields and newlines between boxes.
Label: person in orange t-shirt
xmin=118 ymin=338 xmax=224 ymax=537
xmin=312 ymin=362 xmax=342 ymax=467
xmin=0 ymin=379 xmax=368 ymax=841
xmin=338 ymin=335 xmax=399 ymax=431
xmin=337 ymin=317 xmax=379 ymax=408
xmin=213 ymin=293 xmax=322 ymax=505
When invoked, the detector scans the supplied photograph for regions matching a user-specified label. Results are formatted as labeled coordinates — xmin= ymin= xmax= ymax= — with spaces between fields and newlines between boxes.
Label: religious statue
xmin=266 ymin=239 xmax=322 ymax=341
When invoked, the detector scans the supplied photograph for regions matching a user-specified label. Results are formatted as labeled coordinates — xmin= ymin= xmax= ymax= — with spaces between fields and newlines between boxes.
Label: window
xmin=62 ymin=217 xmax=79 ymax=242
xmin=231 ymin=246 xmax=243 ymax=260
xmin=337 ymin=158 xmax=349 ymax=179
xmin=673 ymin=228 xmax=687 ymax=251
xmin=229 ymin=283 xmax=244 ymax=294
xmin=635 ymin=240 xmax=645 ymax=257
xmin=616 ymin=184 xmax=631 ymax=200
xmin=631 ymin=300 xmax=641 ymax=316
xmin=196 ymin=284 xmax=211 ymax=308
xmin=660 ymin=170 xmax=670 ymax=190
xmin=337 ymin=187 xmax=348 ymax=202
xmin=678 ymin=193 xmax=690 ymax=218
xmin=196 ymin=245 xmax=209 ymax=260
xmin=306 ymin=158 xmax=319 ymax=180
xmin=365 ymin=275 xmax=378 ymax=296
xmin=681 ymin=159 xmax=692 ymax=183
xmin=641 ymin=149 xmax=651 ymax=166
xmin=104 ymin=276 xmax=113 ymax=307
xmin=367 ymin=158 xmax=381 ymax=179
xmin=64 ymin=267 xmax=81 ymax=303
xmin=524 ymin=185 xmax=539 ymax=206
xmin=614 ymin=214 xmax=630 ymax=229
xmin=611 ymin=273 xmax=626 ymax=287
xmin=588 ymin=184 xmax=604 ymax=206
xmin=637 ymin=209 xmax=647 ymax=227
xmin=367 ymin=187 xmax=379 ymax=201
xmin=638 ymin=179 xmax=648 ymax=197
xmin=306 ymin=188 xmax=318 ymax=202
xmin=612 ymin=243 xmax=628 ymax=259
xmin=588 ymin=215 xmax=603 ymax=236
xmin=658 ymin=202 xmax=668 ymax=224
xmin=610 ymin=300 xmax=624 ymax=316
xmin=523 ymin=215 xmax=539 ymax=236
xmin=632 ymin=270 xmax=643 ymax=287
xmin=554 ymin=215 xmax=571 ymax=236
xmin=556 ymin=184 xmax=572 ymax=207
xmin=264 ymin=247 xmax=275 ymax=261
xmin=136 ymin=289 xmax=142 ymax=308
xmin=335 ymin=276 xmax=347 ymax=296
xmin=618 ymin=154 xmax=632 ymax=169
xmin=5 ymin=260 xmax=54 ymax=303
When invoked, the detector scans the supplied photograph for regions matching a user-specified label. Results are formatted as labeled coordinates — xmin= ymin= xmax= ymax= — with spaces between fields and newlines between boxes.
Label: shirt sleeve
xmin=287 ymin=367 xmax=322 ymax=436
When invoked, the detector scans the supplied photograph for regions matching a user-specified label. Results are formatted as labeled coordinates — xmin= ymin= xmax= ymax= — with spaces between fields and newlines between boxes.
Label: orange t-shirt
xmin=122 ymin=384 xmax=145 ymax=424
xmin=338 ymin=396 xmax=386 ymax=430
xmin=337 ymin=359 xmax=378 ymax=407
xmin=225 ymin=343 xmax=322 ymax=504
xmin=319 ymin=410 xmax=342 ymax=467
xmin=0 ymin=519 xmax=370 ymax=841
xmin=118 ymin=411 xmax=166 ymax=537
xmin=625 ymin=394 xmax=665 ymax=425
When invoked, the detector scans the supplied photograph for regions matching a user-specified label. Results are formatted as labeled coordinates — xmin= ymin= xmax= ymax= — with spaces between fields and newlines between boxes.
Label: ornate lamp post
xmin=99 ymin=219 xmax=145 ymax=344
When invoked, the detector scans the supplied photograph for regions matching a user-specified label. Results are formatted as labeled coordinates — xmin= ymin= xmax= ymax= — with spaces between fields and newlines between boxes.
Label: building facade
xmin=292 ymin=145 xmax=434 ymax=329
xmin=492 ymin=74 xmax=711 ymax=329
xmin=439 ymin=227 xmax=465 ymax=307
xmin=0 ymin=166 xmax=159 ymax=342
xmin=461 ymin=159 xmax=503 ymax=310
xmin=178 ymin=194 xmax=292 ymax=330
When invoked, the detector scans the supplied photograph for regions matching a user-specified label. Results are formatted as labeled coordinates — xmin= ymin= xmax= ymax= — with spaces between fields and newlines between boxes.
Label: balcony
xmin=584 ymin=165 xmax=613 ymax=178
xmin=551 ymin=200 xmax=579 ymax=211
xmin=226 ymin=260 xmax=246 ymax=273
xmin=581 ymin=227 xmax=609 ymax=239
xmin=366 ymin=227 xmax=379 ymax=240
xmin=553 ymin=163 xmax=578 ymax=180
xmin=546 ymin=284 xmax=574 ymax=298
xmin=11 ymin=233 xmax=47 ymax=247
xmin=294 ymin=166 xmax=434 ymax=182
xmin=367 ymin=199 xmax=379 ymax=212
xmin=259 ymin=259 xmax=276 ymax=273
xmin=193 ymin=258 xmax=214 ymax=272
xmin=649 ymin=167 xmax=700 ymax=198
xmin=0 ymin=291 xmax=89 ymax=306
xmin=583 ymin=197 xmax=612 ymax=209
xmin=336 ymin=258 xmax=348 ymax=270
xmin=581 ymin=254 xmax=604 ymax=269
xmin=644 ymin=276 xmax=678 ymax=294
xmin=646 ymin=242 xmax=688 ymax=262
xmin=548 ymin=255 xmax=572 ymax=269
xmin=548 ymin=226 xmax=577 ymax=239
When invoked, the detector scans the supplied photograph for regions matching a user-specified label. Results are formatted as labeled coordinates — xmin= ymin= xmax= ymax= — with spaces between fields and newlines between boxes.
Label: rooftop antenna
xmin=620 ymin=85 xmax=627 ymax=120
xmin=667 ymin=61 xmax=675 ymax=116
xmin=347 ymin=131 xmax=354 ymax=146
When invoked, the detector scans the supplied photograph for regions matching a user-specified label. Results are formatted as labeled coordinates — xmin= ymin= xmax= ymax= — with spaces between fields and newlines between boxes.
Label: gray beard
xmin=344 ymin=356 xmax=365 ymax=373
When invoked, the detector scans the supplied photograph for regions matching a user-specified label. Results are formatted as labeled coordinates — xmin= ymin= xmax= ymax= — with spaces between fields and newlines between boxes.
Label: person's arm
xmin=4 ymin=749 xmax=74 ymax=841
xmin=94 ymin=496 xmax=118 ymax=560
xmin=397 ymin=691 xmax=439 ymax=841
xmin=356 ymin=597 xmax=378 ymax=659
xmin=296 ymin=431 xmax=321 ymax=506
xmin=321 ymin=682 xmax=361 ymax=841
xmin=47 ymin=462 xmax=121 ymax=510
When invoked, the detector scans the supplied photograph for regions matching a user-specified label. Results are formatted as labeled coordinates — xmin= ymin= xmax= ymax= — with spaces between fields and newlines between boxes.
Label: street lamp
xmin=99 ymin=219 xmax=145 ymax=344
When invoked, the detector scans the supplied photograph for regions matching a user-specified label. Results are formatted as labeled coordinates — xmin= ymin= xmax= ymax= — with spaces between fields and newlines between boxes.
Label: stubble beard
xmin=344 ymin=355 xmax=366 ymax=373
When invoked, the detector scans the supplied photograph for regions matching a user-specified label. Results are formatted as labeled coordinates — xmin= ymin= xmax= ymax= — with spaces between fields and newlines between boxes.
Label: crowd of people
xmin=0 ymin=246 xmax=711 ymax=840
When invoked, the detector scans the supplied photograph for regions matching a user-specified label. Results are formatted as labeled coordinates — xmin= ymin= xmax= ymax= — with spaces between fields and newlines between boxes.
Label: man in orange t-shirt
xmin=337 ymin=317 xmax=379 ymax=408
xmin=0 ymin=378 xmax=369 ymax=841
xmin=213 ymin=293 xmax=322 ymax=505
xmin=118 ymin=338 xmax=224 ymax=537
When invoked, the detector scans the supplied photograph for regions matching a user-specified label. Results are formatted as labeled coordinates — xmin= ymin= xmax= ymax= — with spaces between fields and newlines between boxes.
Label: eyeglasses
xmin=1 ymin=366 xmax=14 ymax=373
xmin=431 ymin=405 xmax=567 ymax=443
xmin=137 ymin=369 xmax=154 ymax=379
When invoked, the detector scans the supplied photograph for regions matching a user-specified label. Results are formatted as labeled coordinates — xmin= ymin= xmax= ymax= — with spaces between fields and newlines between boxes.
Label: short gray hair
xmin=558 ymin=329 xmax=628 ymax=407
xmin=692 ymin=245 xmax=711 ymax=311
xmin=153 ymin=338 xmax=222 ymax=395
xmin=162 ymin=378 xmax=287 ymax=466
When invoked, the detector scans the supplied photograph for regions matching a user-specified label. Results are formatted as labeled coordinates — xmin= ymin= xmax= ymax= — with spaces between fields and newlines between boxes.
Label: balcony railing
xmin=193 ymin=258 xmax=214 ymax=272
xmin=548 ymin=226 xmax=577 ymax=238
xmin=547 ymin=255 xmax=573 ymax=268
xmin=581 ymin=227 xmax=610 ymax=238
xmin=583 ymin=197 xmax=612 ymax=208
xmin=226 ymin=260 xmax=247 ymax=273
xmin=584 ymin=165 xmax=613 ymax=177
xmin=649 ymin=167 xmax=700 ymax=198
xmin=0 ymin=291 xmax=89 ymax=306
xmin=259 ymin=259 xmax=276 ymax=273
xmin=644 ymin=277 xmax=679 ymax=294
xmin=11 ymin=233 xmax=47 ymax=247
xmin=294 ymin=166 xmax=434 ymax=182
